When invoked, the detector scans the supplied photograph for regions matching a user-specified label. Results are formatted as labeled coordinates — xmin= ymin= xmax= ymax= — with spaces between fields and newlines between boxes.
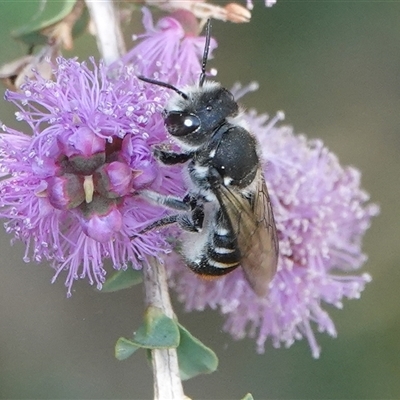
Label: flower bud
xmin=46 ymin=174 xmax=85 ymax=210
xmin=78 ymin=196 xmax=123 ymax=242
xmin=58 ymin=127 xmax=105 ymax=158
xmin=93 ymin=161 xmax=133 ymax=198
xmin=131 ymin=161 xmax=158 ymax=190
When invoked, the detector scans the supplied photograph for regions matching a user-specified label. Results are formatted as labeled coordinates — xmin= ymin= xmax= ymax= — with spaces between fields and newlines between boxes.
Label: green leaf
xmin=132 ymin=307 xmax=180 ymax=349
xmin=11 ymin=0 xmax=88 ymax=46
xmin=177 ymin=323 xmax=218 ymax=380
xmin=115 ymin=307 xmax=180 ymax=361
xmin=241 ymin=394 xmax=255 ymax=400
xmin=115 ymin=337 xmax=140 ymax=361
xmin=100 ymin=268 xmax=143 ymax=292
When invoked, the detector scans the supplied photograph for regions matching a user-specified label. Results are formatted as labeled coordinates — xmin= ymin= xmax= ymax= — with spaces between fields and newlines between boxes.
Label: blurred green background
xmin=0 ymin=1 xmax=398 ymax=399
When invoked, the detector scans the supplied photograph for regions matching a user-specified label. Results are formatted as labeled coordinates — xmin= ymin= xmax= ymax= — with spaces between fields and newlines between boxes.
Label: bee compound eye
xmin=165 ymin=112 xmax=200 ymax=137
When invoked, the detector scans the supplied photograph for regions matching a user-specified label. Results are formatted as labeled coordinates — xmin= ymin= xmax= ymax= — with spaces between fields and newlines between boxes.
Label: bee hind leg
xmin=139 ymin=214 xmax=180 ymax=234
xmin=140 ymin=207 xmax=204 ymax=234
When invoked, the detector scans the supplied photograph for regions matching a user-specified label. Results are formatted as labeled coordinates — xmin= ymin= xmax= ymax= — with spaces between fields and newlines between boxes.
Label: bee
xmin=139 ymin=20 xmax=278 ymax=297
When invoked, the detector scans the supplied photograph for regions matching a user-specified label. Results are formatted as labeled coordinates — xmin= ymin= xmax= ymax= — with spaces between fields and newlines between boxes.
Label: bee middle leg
xmin=139 ymin=190 xmax=205 ymax=233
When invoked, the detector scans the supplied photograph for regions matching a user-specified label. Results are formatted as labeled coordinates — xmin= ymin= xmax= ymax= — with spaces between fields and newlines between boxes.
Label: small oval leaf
xmin=132 ymin=306 xmax=180 ymax=349
xmin=177 ymin=323 xmax=218 ymax=380
xmin=101 ymin=268 xmax=143 ymax=292
xmin=115 ymin=337 xmax=140 ymax=361
xmin=241 ymin=394 xmax=255 ymax=400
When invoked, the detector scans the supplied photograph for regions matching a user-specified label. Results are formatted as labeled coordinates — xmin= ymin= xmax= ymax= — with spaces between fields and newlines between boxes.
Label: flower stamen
xmin=83 ymin=175 xmax=94 ymax=204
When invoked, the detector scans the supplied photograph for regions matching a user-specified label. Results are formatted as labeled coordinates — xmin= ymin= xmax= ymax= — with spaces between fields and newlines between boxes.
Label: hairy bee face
xmin=164 ymin=82 xmax=239 ymax=149
xmin=137 ymin=20 xmax=279 ymax=297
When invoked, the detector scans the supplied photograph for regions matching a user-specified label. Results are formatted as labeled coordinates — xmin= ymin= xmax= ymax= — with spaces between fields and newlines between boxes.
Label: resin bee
xmin=139 ymin=20 xmax=278 ymax=297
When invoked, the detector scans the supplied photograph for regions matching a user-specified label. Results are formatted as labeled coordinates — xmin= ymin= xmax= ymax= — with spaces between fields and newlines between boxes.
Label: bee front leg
xmin=153 ymin=147 xmax=194 ymax=165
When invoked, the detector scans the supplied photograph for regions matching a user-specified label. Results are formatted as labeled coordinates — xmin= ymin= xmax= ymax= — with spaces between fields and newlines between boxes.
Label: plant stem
xmin=143 ymin=258 xmax=186 ymax=400
xmin=85 ymin=0 xmax=126 ymax=64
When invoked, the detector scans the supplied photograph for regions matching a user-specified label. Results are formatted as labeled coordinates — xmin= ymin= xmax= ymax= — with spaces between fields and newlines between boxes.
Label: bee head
xmin=138 ymin=20 xmax=237 ymax=149
xmin=164 ymin=81 xmax=239 ymax=149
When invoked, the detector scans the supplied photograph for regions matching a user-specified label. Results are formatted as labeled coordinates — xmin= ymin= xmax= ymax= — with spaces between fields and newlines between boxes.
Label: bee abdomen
xmin=187 ymin=254 xmax=239 ymax=277
xmin=208 ymin=230 xmax=241 ymax=264
xmin=186 ymin=229 xmax=241 ymax=277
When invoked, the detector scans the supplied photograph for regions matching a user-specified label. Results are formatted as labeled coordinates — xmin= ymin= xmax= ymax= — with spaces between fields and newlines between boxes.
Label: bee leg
xmin=182 ymin=201 xmax=204 ymax=232
xmin=139 ymin=191 xmax=205 ymax=233
xmin=153 ymin=148 xmax=194 ymax=165
xmin=140 ymin=190 xmax=205 ymax=213
xmin=139 ymin=214 xmax=180 ymax=234
xmin=140 ymin=206 xmax=204 ymax=234
xmin=178 ymin=210 xmax=204 ymax=232
xmin=180 ymin=193 xmax=205 ymax=231
xmin=139 ymin=190 xmax=191 ymax=211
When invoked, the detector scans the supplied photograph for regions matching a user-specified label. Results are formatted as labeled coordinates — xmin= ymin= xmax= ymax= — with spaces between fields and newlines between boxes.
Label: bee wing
xmin=217 ymin=174 xmax=279 ymax=297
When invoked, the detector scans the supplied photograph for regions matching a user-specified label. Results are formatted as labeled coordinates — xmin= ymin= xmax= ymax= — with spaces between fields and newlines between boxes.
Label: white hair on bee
xmin=165 ymin=81 xmax=223 ymax=112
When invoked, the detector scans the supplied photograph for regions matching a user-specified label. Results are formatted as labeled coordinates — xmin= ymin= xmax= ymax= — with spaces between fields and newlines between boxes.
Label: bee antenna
xmin=138 ymin=76 xmax=189 ymax=100
xmin=199 ymin=19 xmax=212 ymax=88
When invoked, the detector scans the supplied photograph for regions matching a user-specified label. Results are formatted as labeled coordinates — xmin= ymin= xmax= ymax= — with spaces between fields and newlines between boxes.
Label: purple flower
xmin=0 ymin=6 xmax=378 ymax=358
xmin=0 ymin=57 xmax=183 ymax=296
xmin=122 ymin=8 xmax=217 ymax=85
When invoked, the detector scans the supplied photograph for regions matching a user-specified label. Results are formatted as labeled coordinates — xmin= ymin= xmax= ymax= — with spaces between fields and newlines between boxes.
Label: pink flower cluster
xmin=0 ymin=9 xmax=378 ymax=356
xmin=0 ymin=57 xmax=181 ymax=296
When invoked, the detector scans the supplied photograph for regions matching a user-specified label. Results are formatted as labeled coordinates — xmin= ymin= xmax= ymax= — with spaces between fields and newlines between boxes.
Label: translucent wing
xmin=216 ymin=172 xmax=279 ymax=297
